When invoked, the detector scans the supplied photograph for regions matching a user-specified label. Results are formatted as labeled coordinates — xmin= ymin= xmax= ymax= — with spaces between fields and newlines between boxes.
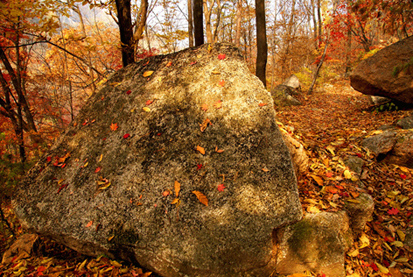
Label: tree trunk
xmin=204 ymin=0 xmax=215 ymax=43
xmin=212 ymin=0 xmax=222 ymax=42
xmin=317 ymin=0 xmax=322 ymax=47
xmin=115 ymin=0 xmax=134 ymax=67
xmin=188 ymin=0 xmax=194 ymax=47
xmin=193 ymin=0 xmax=204 ymax=46
xmin=255 ymin=0 xmax=267 ymax=87
xmin=308 ymin=41 xmax=328 ymax=94
xmin=235 ymin=0 xmax=242 ymax=47
xmin=133 ymin=0 xmax=148 ymax=47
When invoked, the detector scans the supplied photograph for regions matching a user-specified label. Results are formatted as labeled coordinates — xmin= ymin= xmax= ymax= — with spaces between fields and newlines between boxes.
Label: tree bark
xmin=235 ymin=0 xmax=242 ymax=47
xmin=255 ymin=0 xmax=267 ymax=87
xmin=115 ymin=0 xmax=134 ymax=67
xmin=193 ymin=0 xmax=204 ymax=46
xmin=188 ymin=0 xmax=194 ymax=47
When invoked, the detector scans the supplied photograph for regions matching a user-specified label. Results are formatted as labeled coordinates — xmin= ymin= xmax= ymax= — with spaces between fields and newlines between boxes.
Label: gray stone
xmin=350 ymin=36 xmax=413 ymax=104
xmin=274 ymin=212 xmax=353 ymax=277
xmin=13 ymin=43 xmax=302 ymax=277
xmin=282 ymin=74 xmax=301 ymax=90
xmin=2 ymin=234 xmax=40 ymax=264
xmin=362 ymin=131 xmax=397 ymax=156
xmin=370 ymin=95 xmax=391 ymax=106
xmin=397 ymin=114 xmax=413 ymax=129
xmin=343 ymin=156 xmax=365 ymax=176
xmin=344 ymin=193 xmax=374 ymax=237
xmin=404 ymin=228 xmax=413 ymax=251
xmin=271 ymin=85 xmax=301 ymax=106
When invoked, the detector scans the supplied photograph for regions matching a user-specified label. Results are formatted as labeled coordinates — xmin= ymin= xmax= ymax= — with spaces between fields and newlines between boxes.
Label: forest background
xmin=0 ymin=0 xmax=412 ymax=250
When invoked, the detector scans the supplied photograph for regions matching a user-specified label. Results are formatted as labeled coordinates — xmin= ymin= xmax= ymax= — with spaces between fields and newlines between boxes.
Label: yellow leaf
xmin=347 ymin=249 xmax=359 ymax=257
xmin=395 ymin=257 xmax=409 ymax=263
xmin=307 ymin=205 xmax=320 ymax=213
xmin=108 ymin=235 xmax=115 ymax=242
xmin=344 ymin=170 xmax=352 ymax=179
xmin=111 ymin=260 xmax=122 ymax=267
xmin=83 ymin=162 xmax=88 ymax=168
xmin=397 ymin=229 xmax=405 ymax=241
xmin=78 ymin=259 xmax=88 ymax=271
xmin=211 ymin=70 xmax=220 ymax=74
xmin=391 ymin=241 xmax=404 ymax=247
xmin=287 ymin=274 xmax=307 ymax=277
xmin=143 ymin=107 xmax=151 ymax=112
xmin=174 ymin=181 xmax=181 ymax=197
xmin=98 ymin=154 xmax=103 ymax=162
xmin=262 ymin=167 xmax=270 ymax=172
xmin=346 ymin=274 xmax=361 ymax=277
xmin=171 ymin=198 xmax=180 ymax=204
xmin=310 ymin=175 xmax=323 ymax=186
xmin=196 ymin=145 xmax=205 ymax=155
xmin=192 ymin=191 xmax=208 ymax=206
xmin=326 ymin=145 xmax=335 ymax=155
xmin=143 ymin=71 xmax=154 ymax=77
xmin=376 ymin=262 xmax=389 ymax=274
xmin=370 ymin=130 xmax=383 ymax=136
xmin=110 ymin=82 xmax=121 ymax=86
xmin=359 ymin=233 xmax=370 ymax=248
xmin=99 ymin=182 xmax=111 ymax=190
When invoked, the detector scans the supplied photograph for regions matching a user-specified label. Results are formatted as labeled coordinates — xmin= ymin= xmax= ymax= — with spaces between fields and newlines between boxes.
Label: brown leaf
xmin=199 ymin=118 xmax=212 ymax=132
xmin=192 ymin=191 xmax=208 ymax=206
xmin=196 ymin=145 xmax=205 ymax=155
xmin=174 ymin=181 xmax=181 ymax=197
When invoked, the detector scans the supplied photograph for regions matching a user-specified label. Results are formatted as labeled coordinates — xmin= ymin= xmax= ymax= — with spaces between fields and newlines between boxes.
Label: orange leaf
xmin=201 ymin=104 xmax=208 ymax=111
xmin=166 ymin=61 xmax=172 ymax=67
xmin=218 ymin=53 xmax=226 ymax=60
xmin=110 ymin=123 xmax=118 ymax=131
xmin=215 ymin=146 xmax=224 ymax=153
xmin=310 ymin=174 xmax=323 ymax=186
xmin=217 ymin=184 xmax=225 ymax=192
xmin=146 ymin=99 xmax=154 ymax=105
xmin=218 ymin=80 xmax=225 ymax=87
xmin=143 ymin=71 xmax=154 ymax=77
xmin=174 ymin=181 xmax=181 ymax=197
xmin=199 ymin=118 xmax=212 ymax=132
xmin=192 ymin=191 xmax=208 ymax=206
xmin=196 ymin=145 xmax=205 ymax=155
xmin=262 ymin=167 xmax=270 ymax=172
xmin=86 ymin=221 xmax=93 ymax=228
xmin=214 ymin=100 xmax=222 ymax=109
xmin=258 ymin=103 xmax=268 ymax=107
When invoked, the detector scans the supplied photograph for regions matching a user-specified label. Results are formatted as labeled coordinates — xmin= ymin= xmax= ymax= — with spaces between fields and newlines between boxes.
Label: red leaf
xmin=166 ymin=61 xmax=173 ymax=67
xmin=218 ymin=80 xmax=225 ymax=87
xmin=157 ymin=133 xmax=162 ymax=136
xmin=196 ymin=164 xmax=203 ymax=170
xmin=46 ymin=156 xmax=51 ymax=162
xmin=217 ymin=184 xmax=225 ymax=192
xmin=218 ymin=54 xmax=226 ymax=60
xmin=326 ymin=172 xmax=333 ymax=178
xmin=370 ymin=263 xmax=378 ymax=271
xmin=190 ymin=61 xmax=197 ymax=65
xmin=400 ymin=174 xmax=407 ymax=179
xmin=57 ymin=183 xmax=68 ymax=194
xmin=258 ymin=103 xmax=268 ymax=107
xmin=356 ymin=153 xmax=362 ymax=158
xmin=146 ymin=99 xmax=153 ymax=105
xmin=95 ymin=167 xmax=101 ymax=173
xmin=123 ymin=133 xmax=130 ymax=139
xmin=126 ymin=90 xmax=132 ymax=95
xmin=387 ymin=207 xmax=399 ymax=215
xmin=384 ymin=236 xmax=394 ymax=242
xmin=383 ymin=260 xmax=390 ymax=267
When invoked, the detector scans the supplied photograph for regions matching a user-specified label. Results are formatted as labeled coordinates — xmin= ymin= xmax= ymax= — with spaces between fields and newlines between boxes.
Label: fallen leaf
xmin=344 ymin=170 xmax=352 ymax=179
xmin=214 ymin=100 xmax=222 ymax=109
xmin=193 ymin=191 xmax=208 ymax=206
xmin=310 ymin=174 xmax=323 ymax=186
xmin=376 ymin=262 xmax=389 ymax=274
xmin=262 ymin=167 xmax=270 ymax=172
xmin=217 ymin=184 xmax=225 ymax=192
xmin=199 ymin=118 xmax=212 ymax=132
xmin=143 ymin=71 xmax=154 ymax=77
xmin=190 ymin=61 xmax=197 ymax=65
xmin=211 ymin=70 xmax=220 ymax=74
xmin=46 ymin=156 xmax=51 ymax=162
xmin=347 ymin=248 xmax=359 ymax=257
xmin=166 ymin=61 xmax=172 ymax=67
xmin=143 ymin=107 xmax=151 ymax=112
xmin=162 ymin=191 xmax=170 ymax=197
xmin=400 ymin=174 xmax=407 ymax=179
xmin=196 ymin=164 xmax=203 ymax=170
xmin=57 ymin=183 xmax=68 ymax=194
xmin=126 ymin=90 xmax=132 ymax=95
xmin=146 ymin=99 xmax=154 ymax=105
xmin=215 ymin=146 xmax=224 ymax=153
xmin=201 ymin=104 xmax=208 ymax=111
xmin=196 ymin=145 xmax=205 ymax=155
xmin=95 ymin=167 xmax=101 ymax=173
xmin=218 ymin=80 xmax=225 ymax=87
xmin=108 ymin=235 xmax=115 ymax=241
xmin=258 ymin=103 xmax=268 ymax=107
xmin=397 ymin=229 xmax=405 ymax=241
xmin=98 ymin=154 xmax=103 ymax=162
xmin=174 ymin=181 xmax=181 ymax=197
xmin=325 ymin=186 xmax=338 ymax=194
xmin=307 ymin=205 xmax=320 ymax=213
xmin=388 ymin=207 xmax=399 ymax=215
xmin=218 ymin=53 xmax=226 ymax=60
xmin=86 ymin=221 xmax=93 ymax=228
xmin=326 ymin=172 xmax=333 ymax=178
xmin=123 ymin=133 xmax=130 ymax=139
xmin=171 ymin=198 xmax=179 ymax=205
xmin=359 ymin=233 xmax=370 ymax=248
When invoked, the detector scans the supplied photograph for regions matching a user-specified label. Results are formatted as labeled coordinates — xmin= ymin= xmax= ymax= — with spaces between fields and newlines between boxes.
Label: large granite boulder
xmin=350 ymin=36 xmax=413 ymax=103
xmin=13 ymin=44 xmax=302 ymax=276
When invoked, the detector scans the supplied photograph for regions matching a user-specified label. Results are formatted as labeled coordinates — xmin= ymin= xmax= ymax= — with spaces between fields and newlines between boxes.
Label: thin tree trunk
xmin=255 ymin=0 xmax=267 ymax=87
xmin=212 ymin=0 xmax=222 ymax=42
xmin=235 ymin=0 xmax=242 ymax=47
xmin=115 ymin=0 xmax=134 ymax=67
xmin=317 ymin=0 xmax=322 ymax=47
xmin=188 ymin=0 xmax=194 ymax=47
xmin=193 ymin=0 xmax=204 ymax=46
xmin=308 ymin=41 xmax=328 ymax=94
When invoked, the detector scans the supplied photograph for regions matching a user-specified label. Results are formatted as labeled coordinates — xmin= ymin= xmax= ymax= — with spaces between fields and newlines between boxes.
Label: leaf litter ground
xmin=1 ymin=80 xmax=413 ymax=277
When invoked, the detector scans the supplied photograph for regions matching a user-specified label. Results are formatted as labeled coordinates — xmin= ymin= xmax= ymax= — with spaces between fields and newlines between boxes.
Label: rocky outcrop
xmin=271 ymin=85 xmax=302 ymax=106
xmin=13 ymin=44 xmax=302 ymax=277
xmin=350 ymin=36 xmax=413 ymax=104
xmin=282 ymin=74 xmax=301 ymax=90
xmin=397 ymin=114 xmax=413 ymax=129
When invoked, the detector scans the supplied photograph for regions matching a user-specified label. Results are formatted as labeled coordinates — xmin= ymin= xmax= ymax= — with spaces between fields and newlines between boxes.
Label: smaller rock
xmin=361 ymin=131 xmax=397 ymax=156
xmin=344 ymin=193 xmax=374 ymax=237
xmin=274 ymin=212 xmax=353 ymax=277
xmin=344 ymin=156 xmax=365 ymax=176
xmin=383 ymin=130 xmax=413 ymax=168
xmin=370 ymin=96 xmax=391 ymax=106
xmin=282 ymin=74 xmax=301 ymax=91
xmin=271 ymin=85 xmax=301 ymax=106
xmin=2 ymin=234 xmax=40 ymax=264
xmin=397 ymin=114 xmax=413 ymax=129
xmin=404 ymin=227 xmax=413 ymax=251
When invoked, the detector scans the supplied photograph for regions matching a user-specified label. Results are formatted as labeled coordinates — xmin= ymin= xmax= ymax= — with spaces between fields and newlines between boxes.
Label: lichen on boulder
xmin=13 ymin=43 xmax=302 ymax=276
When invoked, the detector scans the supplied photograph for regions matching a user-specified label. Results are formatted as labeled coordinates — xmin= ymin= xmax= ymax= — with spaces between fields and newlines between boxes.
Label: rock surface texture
xmin=13 ymin=44 xmax=302 ymax=277
xmin=271 ymin=85 xmax=302 ymax=106
xmin=350 ymin=36 xmax=413 ymax=103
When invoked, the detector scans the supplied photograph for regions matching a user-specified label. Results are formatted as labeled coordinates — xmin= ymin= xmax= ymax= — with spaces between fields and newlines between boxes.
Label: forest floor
xmin=1 ymin=80 xmax=413 ymax=277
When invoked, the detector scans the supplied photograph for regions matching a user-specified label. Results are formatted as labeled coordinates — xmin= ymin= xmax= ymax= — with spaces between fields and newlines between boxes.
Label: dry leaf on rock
xmin=214 ymin=100 xmax=222 ymax=109
xmin=258 ymin=103 xmax=268 ymax=107
xmin=196 ymin=145 xmax=205 ymax=155
xmin=215 ymin=146 xmax=224 ymax=153
xmin=143 ymin=107 xmax=151 ymax=112
xmin=86 ymin=221 xmax=93 ymax=228
xmin=218 ymin=80 xmax=225 ymax=87
xmin=143 ymin=71 xmax=154 ymax=77
xmin=218 ymin=53 xmax=226 ymax=60
xmin=171 ymin=198 xmax=179 ymax=205
xmin=174 ymin=181 xmax=181 ymax=197
xmin=199 ymin=118 xmax=212 ymax=132
xmin=110 ymin=123 xmax=118 ymax=131
xmin=201 ymin=104 xmax=208 ymax=111
xmin=192 ymin=191 xmax=208 ymax=206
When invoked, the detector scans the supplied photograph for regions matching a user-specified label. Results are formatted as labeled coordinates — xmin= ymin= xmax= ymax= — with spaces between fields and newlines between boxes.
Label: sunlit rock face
xmin=350 ymin=36 xmax=413 ymax=104
xmin=13 ymin=43 xmax=302 ymax=277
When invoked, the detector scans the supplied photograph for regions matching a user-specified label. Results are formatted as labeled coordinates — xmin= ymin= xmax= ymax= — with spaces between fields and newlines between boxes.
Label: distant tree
xmin=193 ymin=0 xmax=204 ymax=46
xmin=255 ymin=0 xmax=267 ymax=87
